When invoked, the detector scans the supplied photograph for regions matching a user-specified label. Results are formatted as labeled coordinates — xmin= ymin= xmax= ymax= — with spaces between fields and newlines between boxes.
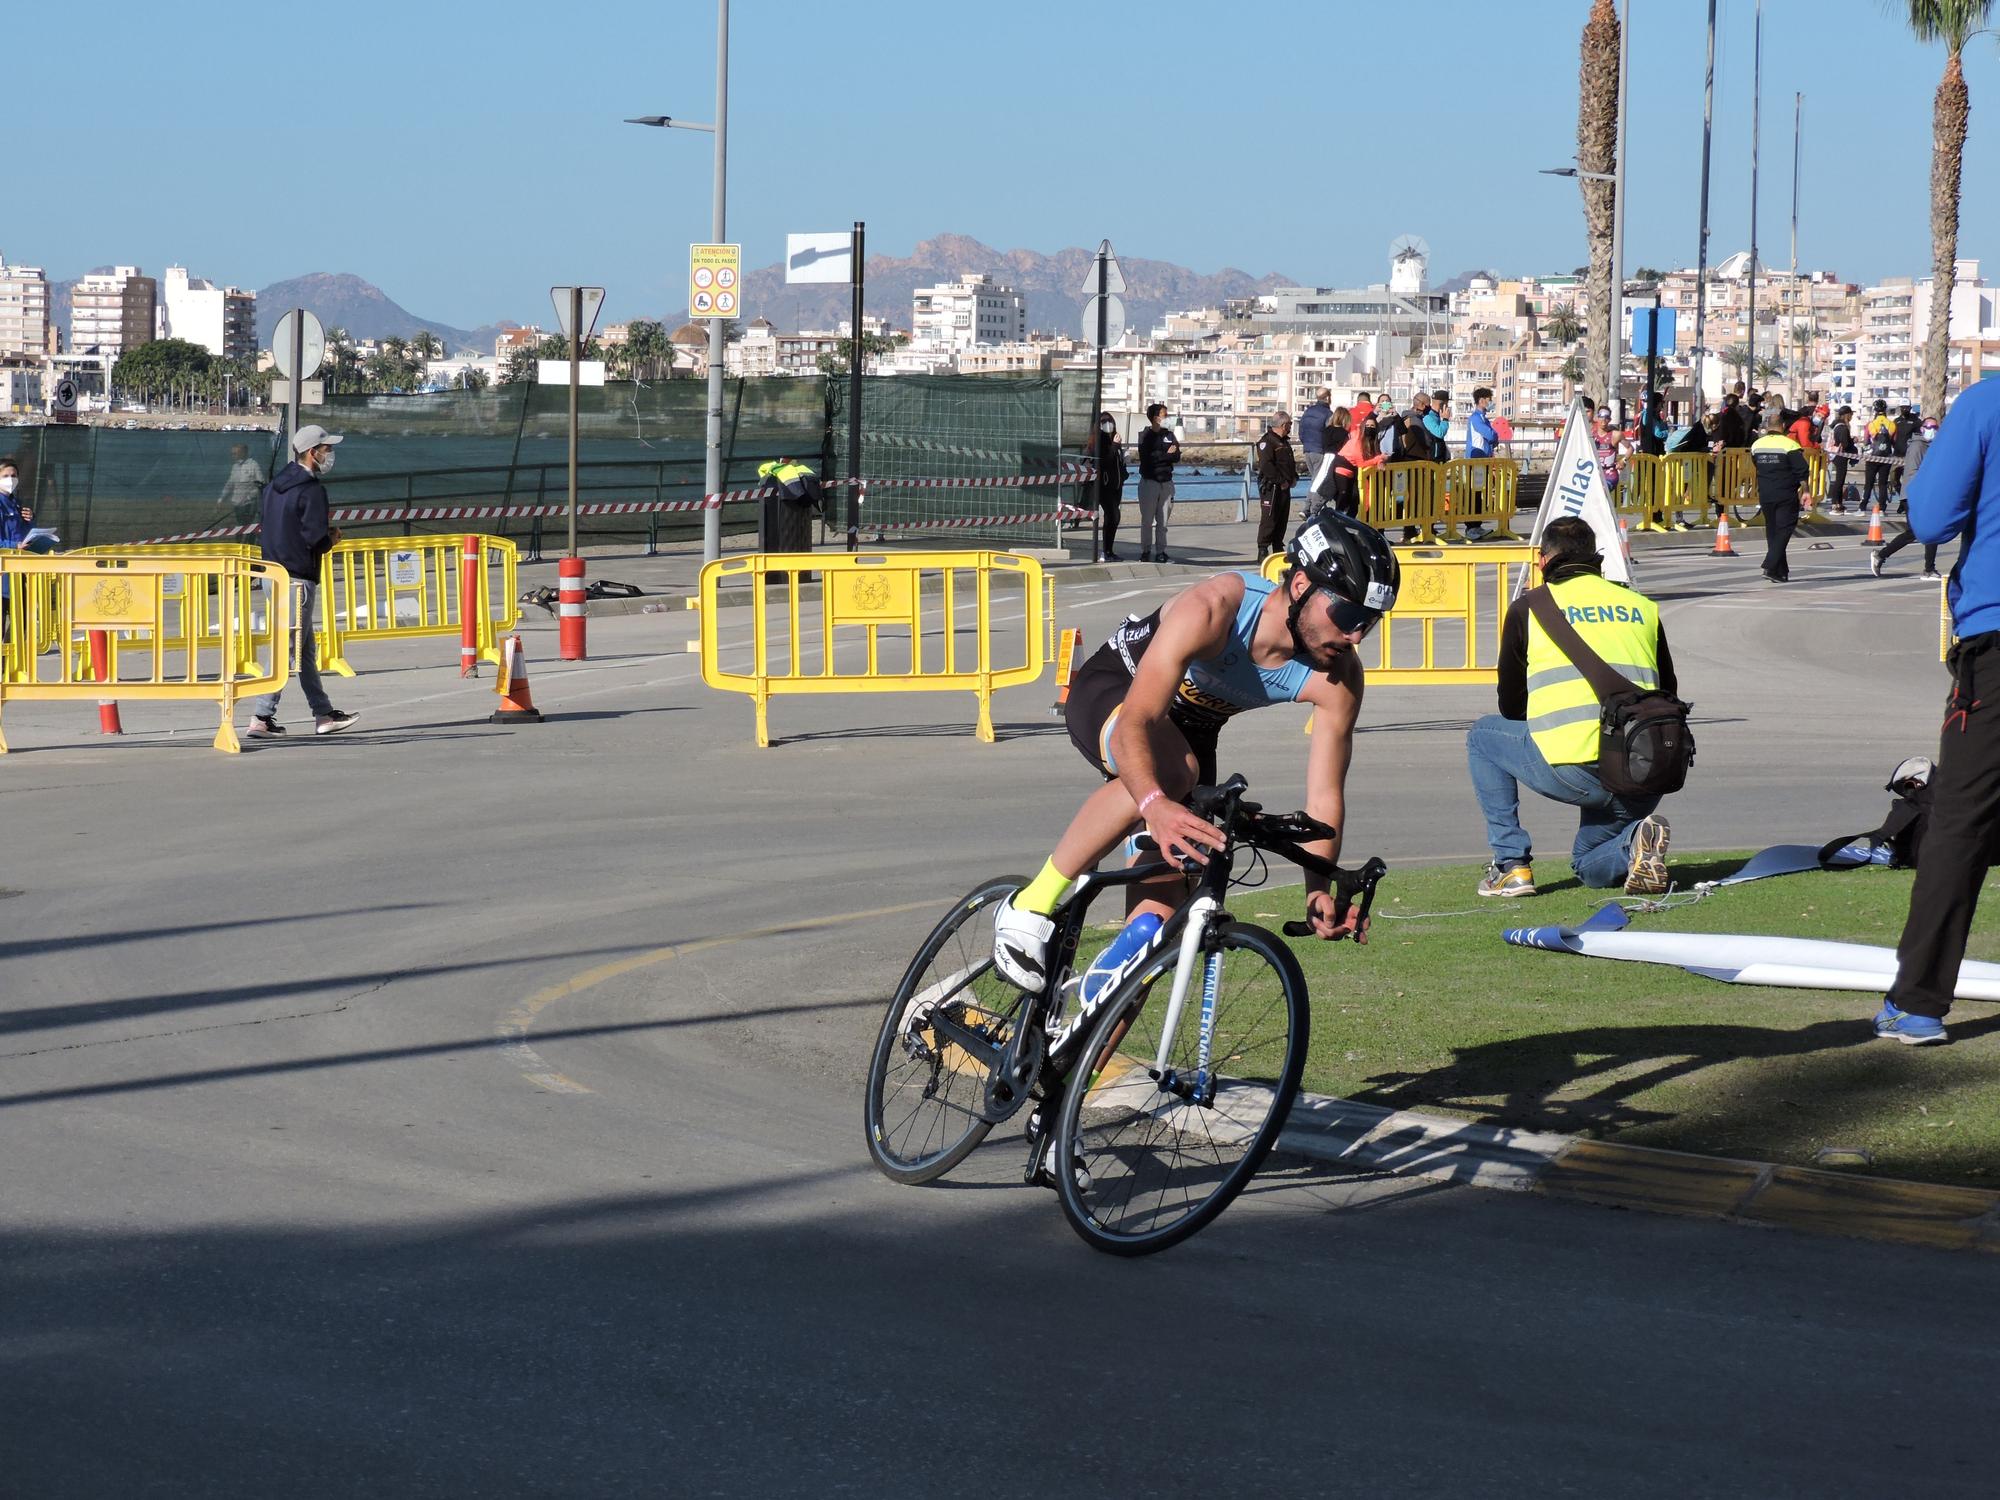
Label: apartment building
xmin=910 ymin=273 xmax=1025 ymax=350
xmin=160 ymin=265 xmax=256 ymax=361
xmin=69 ymin=265 xmax=157 ymax=358
xmin=954 ymin=342 xmax=1051 ymax=376
xmin=0 ymin=255 xmax=50 ymax=356
xmin=0 ymin=362 xmax=44 ymax=414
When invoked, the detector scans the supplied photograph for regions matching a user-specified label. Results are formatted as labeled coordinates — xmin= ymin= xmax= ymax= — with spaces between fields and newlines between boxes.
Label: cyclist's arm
xmin=1298 ymin=657 xmax=1366 ymax=939
xmin=1109 ymin=576 xmax=1240 ymax=863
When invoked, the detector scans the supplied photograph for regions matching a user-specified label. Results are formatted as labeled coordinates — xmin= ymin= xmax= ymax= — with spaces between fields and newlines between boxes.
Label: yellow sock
xmin=1017 ymin=857 xmax=1072 ymax=916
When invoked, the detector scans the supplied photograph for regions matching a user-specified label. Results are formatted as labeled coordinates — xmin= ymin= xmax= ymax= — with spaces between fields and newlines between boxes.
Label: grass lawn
xmin=1215 ymin=854 xmax=2000 ymax=1188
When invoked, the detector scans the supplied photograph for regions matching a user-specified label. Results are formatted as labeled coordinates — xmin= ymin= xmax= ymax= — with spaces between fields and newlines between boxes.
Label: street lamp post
xmin=1539 ymin=160 xmax=1621 ymax=410
xmin=625 ymin=0 xmax=729 ymax=566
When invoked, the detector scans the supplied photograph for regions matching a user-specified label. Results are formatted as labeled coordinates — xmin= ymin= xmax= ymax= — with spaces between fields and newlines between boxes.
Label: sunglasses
xmin=1322 ymin=591 xmax=1383 ymax=639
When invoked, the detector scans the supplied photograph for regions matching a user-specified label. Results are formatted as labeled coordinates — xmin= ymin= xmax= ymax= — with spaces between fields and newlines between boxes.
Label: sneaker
xmin=1873 ymin=999 xmax=1948 ymax=1046
xmin=1140 ymin=551 xmax=1154 ymax=563
xmin=1869 ymin=551 xmax=1885 ymax=577
xmin=1155 ymin=553 xmax=1174 ymax=565
xmin=1101 ymin=550 xmax=1120 ymax=563
xmin=1477 ymin=862 xmax=1536 ymax=898
xmin=1921 ymin=569 xmax=1943 ymax=582
xmin=314 ymin=710 xmax=361 ymax=736
xmin=1624 ymin=814 xmax=1672 ymax=895
xmin=247 ymin=715 xmax=286 ymax=738
xmin=992 ymin=897 xmax=1056 ymax=992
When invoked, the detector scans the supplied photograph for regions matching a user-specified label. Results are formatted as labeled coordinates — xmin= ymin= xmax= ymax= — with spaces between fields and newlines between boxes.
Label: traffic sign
xmin=1078 ymin=239 xmax=1125 ymax=297
xmin=786 ymin=231 xmax=853 ymax=285
xmin=52 ymin=376 xmax=78 ymax=425
xmin=269 ymin=377 xmax=325 ymax=405
xmin=550 ymin=286 xmax=605 ymax=343
xmin=689 ymin=244 xmax=741 ymax=319
xmin=1082 ymin=294 xmax=1125 ymax=349
xmin=272 ymin=309 xmax=326 ymax=380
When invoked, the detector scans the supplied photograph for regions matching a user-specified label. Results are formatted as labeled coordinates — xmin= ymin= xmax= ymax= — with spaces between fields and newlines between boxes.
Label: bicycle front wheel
xmin=1054 ymin=921 xmax=1308 ymax=1255
xmin=864 ymin=876 xmax=1029 ymax=1184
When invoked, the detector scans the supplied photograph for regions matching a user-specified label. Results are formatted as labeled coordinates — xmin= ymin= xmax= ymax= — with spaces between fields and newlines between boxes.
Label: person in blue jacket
xmin=1875 ymin=379 xmax=2000 ymax=1044
xmin=1466 ymin=388 xmax=1500 ymax=459
xmin=248 ymin=425 xmax=360 ymax=740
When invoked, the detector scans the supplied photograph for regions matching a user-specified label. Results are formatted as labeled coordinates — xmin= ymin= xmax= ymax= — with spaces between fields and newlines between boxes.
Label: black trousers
xmin=1829 ymin=457 xmax=1850 ymax=505
xmin=1760 ymin=496 xmax=1799 ymax=579
xmin=1257 ymin=480 xmax=1291 ymax=555
xmin=1863 ymin=461 xmax=1892 ymax=507
xmin=1890 ymin=634 xmax=2000 ymax=1018
xmin=1095 ymin=486 xmax=1121 ymax=553
xmin=1326 ymin=470 xmax=1359 ymax=517
xmin=1876 ymin=527 xmax=1937 ymax=572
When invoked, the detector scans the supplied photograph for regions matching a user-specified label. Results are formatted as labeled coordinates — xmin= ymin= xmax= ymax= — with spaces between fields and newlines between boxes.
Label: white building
xmin=70 ymin=266 xmax=157 ymax=359
xmin=1852 ymin=261 xmax=1996 ymax=408
xmin=911 ymin=273 xmax=1025 ymax=351
xmin=0 ymin=364 xmax=44 ymax=413
xmin=160 ymin=266 xmax=257 ymax=361
xmin=0 ymin=255 xmax=50 ymax=355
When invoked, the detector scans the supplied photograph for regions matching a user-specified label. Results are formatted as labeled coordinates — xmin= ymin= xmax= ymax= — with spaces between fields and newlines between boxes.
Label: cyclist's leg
xmin=1051 ymin=705 xmax=1202 ymax=902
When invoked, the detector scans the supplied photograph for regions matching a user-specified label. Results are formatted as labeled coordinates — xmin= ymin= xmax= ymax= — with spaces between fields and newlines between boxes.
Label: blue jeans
xmin=253 ymin=577 xmax=335 ymax=721
xmin=1466 ymin=714 xmax=1661 ymax=888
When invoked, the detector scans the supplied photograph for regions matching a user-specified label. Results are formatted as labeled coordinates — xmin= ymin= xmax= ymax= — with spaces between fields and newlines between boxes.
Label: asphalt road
xmin=4 ymin=530 xmax=1995 ymax=1496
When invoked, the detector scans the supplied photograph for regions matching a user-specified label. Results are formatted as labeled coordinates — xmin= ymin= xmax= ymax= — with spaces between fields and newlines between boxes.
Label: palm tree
xmin=1752 ymin=354 xmax=1786 ymax=387
xmin=1559 ymin=352 xmax=1586 ymax=404
xmin=408 ymin=331 xmax=445 ymax=361
xmin=1721 ymin=343 xmax=1752 ymax=385
xmin=1576 ymin=0 xmax=1621 ymax=402
xmin=1904 ymin=1 xmax=1993 ymax=415
xmin=1789 ymin=321 xmax=1815 ymax=396
xmin=1542 ymin=301 xmax=1584 ymax=347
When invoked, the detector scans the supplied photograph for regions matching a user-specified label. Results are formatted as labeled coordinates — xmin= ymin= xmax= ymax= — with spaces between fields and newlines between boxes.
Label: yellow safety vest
xmin=758 ymin=460 xmax=814 ymax=485
xmin=1524 ymin=571 xmax=1662 ymax=766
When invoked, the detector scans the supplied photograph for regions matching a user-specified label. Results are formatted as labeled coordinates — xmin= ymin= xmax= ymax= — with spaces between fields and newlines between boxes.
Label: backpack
xmin=1526 ymin=588 xmax=1695 ymax=798
xmin=1871 ymin=423 xmax=1896 ymax=458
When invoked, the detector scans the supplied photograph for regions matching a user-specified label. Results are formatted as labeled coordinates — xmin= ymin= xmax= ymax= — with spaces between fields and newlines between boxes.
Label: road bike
xmin=863 ymin=774 xmax=1386 ymax=1256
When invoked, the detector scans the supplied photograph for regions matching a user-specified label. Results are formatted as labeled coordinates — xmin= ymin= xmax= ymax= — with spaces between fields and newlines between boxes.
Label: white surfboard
xmin=1502 ymin=904 xmax=2000 ymax=1001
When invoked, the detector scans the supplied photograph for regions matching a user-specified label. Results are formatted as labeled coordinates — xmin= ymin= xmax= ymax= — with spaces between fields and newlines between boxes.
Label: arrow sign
xmin=1078 ymin=239 xmax=1125 ymax=297
xmin=551 ymin=286 xmax=606 ymax=343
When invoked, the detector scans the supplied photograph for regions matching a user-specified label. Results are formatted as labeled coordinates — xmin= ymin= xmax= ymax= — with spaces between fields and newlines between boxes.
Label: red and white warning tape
xmin=697 ymin=462 xmax=1097 ymax=506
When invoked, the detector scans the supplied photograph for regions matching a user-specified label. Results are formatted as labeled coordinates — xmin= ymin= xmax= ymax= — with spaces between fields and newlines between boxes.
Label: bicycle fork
xmin=1148 ymin=895 xmax=1221 ymax=1109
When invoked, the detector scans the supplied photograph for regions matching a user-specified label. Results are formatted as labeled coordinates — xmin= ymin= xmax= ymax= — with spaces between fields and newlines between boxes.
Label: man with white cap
xmin=248 ymin=424 xmax=359 ymax=738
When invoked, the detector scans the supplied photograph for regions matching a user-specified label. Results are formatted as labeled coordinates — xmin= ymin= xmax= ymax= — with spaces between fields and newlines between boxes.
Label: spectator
xmin=1714 ymin=392 xmax=1751 ymax=450
xmin=1466 ymin=515 xmax=1677 ymax=898
xmin=1872 ymin=418 xmax=1944 ymax=580
xmin=1385 ymin=399 xmax=1433 ymax=542
xmin=1350 ymin=390 xmax=1376 ymax=431
xmin=0 ymin=457 xmax=31 ymax=642
xmin=1827 ymin=404 xmax=1859 ymax=513
xmin=1329 ymin=409 xmax=1380 ymax=519
xmin=1787 ymin=404 xmax=1816 ymax=450
xmin=1863 ymin=399 xmax=1896 ymax=512
xmin=1892 ymin=404 xmax=1921 ymax=510
xmin=1467 ymin=387 xmax=1501 ymax=459
xmin=1750 ymin=404 xmax=1809 ymax=584
xmin=1087 ymin=413 xmax=1128 ymax=562
xmin=247 ymin=425 xmax=360 ymax=739
xmin=1872 ymin=379 xmax=2000 ymax=1045
xmin=217 ymin=442 xmax=267 ymax=524
xmin=1135 ymin=402 xmax=1180 ymax=564
xmin=1424 ymin=391 xmax=1452 ymax=462
xmin=1298 ymin=388 xmax=1333 ymax=481
xmin=1254 ymin=408 xmax=1299 ymax=557
xmin=1307 ymin=405 xmax=1352 ymax=521
xmin=1636 ymin=390 xmax=1670 ymax=458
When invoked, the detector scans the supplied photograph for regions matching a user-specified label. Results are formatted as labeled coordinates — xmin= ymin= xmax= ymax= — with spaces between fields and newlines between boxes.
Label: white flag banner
xmin=1514 ymin=396 xmax=1631 ymax=594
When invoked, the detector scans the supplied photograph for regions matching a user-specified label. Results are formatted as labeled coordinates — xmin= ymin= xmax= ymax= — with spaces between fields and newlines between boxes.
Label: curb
xmin=1279 ymin=1093 xmax=2000 ymax=1255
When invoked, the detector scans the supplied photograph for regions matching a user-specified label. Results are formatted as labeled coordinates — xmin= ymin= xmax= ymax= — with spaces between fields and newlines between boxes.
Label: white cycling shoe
xmin=992 ymin=897 xmax=1056 ymax=992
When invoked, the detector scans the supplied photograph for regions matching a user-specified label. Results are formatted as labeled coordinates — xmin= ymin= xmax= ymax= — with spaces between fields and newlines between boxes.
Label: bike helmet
xmin=1284 ymin=513 xmax=1400 ymax=652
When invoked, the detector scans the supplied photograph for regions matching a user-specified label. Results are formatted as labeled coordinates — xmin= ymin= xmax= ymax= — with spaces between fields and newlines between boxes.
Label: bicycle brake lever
xmin=1282 ymin=856 xmax=1387 ymax=937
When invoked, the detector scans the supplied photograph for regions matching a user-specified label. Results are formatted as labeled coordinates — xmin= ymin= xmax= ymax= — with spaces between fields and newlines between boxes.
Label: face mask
xmin=0 ymin=475 xmax=16 ymax=496
xmin=316 ymin=449 xmax=336 ymax=473
xmin=1099 ymin=422 xmax=1113 ymax=433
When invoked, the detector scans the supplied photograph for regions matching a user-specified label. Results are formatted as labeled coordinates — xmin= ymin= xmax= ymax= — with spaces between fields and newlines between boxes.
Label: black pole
xmin=1748 ymin=0 xmax=1761 ymax=393
xmin=1645 ymin=292 xmax=1661 ymax=408
xmin=1691 ymin=0 xmax=1716 ymax=403
xmin=1090 ymin=246 xmax=1107 ymax=562
xmin=846 ymin=220 xmax=865 ymax=551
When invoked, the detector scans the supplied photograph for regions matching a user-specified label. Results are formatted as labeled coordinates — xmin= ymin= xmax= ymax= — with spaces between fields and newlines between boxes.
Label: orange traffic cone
xmin=1711 ymin=511 xmax=1738 ymax=557
xmin=1866 ymin=501 xmax=1884 ymax=547
xmin=492 ymin=634 xmax=544 ymax=723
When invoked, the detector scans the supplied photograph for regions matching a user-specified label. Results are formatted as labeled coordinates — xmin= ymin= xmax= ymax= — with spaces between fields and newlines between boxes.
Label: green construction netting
xmin=2 ymin=374 xmax=1088 ymax=552
xmin=827 ymin=375 xmax=1076 ymax=549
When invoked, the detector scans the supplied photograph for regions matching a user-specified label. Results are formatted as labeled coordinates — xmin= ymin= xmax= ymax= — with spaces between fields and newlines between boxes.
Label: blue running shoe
xmin=1873 ymin=1000 xmax=1948 ymax=1046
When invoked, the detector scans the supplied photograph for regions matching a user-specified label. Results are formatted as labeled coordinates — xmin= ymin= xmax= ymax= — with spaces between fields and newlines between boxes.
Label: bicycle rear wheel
xmin=1053 ymin=921 xmax=1308 ymax=1255
xmin=864 ymin=876 xmax=1030 ymax=1184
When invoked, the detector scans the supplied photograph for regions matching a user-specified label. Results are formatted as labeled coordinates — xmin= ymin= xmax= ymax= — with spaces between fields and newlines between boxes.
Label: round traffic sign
xmin=716 ymin=291 xmax=737 ymax=314
xmin=693 ymin=266 xmax=715 ymax=289
xmin=716 ymin=267 xmax=737 ymax=289
xmin=693 ymin=291 xmax=714 ymax=314
xmin=272 ymin=309 xmax=327 ymax=380
xmin=53 ymin=377 xmax=78 ymax=411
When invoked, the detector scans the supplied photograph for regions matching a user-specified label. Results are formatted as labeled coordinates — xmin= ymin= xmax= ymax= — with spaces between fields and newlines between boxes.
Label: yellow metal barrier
xmin=1440 ymin=457 xmax=1521 ymax=539
xmin=1358 ymin=462 xmax=1448 ymax=538
xmin=317 ymin=535 xmax=519 ymax=676
xmin=1260 ymin=545 xmax=1539 ymax=685
xmin=0 ymin=553 xmax=290 ymax=753
xmin=71 ymin=543 xmax=268 ymax=680
xmin=1713 ymin=449 xmax=1762 ymax=525
xmin=1804 ymin=446 xmax=1828 ymax=503
xmin=697 ymin=551 xmax=1048 ymax=746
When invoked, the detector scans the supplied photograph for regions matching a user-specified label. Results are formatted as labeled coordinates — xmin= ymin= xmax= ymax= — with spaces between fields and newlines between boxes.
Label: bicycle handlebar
xmin=1163 ymin=777 xmax=1389 ymax=936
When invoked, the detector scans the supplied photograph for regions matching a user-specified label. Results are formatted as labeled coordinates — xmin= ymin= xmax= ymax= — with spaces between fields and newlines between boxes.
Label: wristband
xmin=1136 ymin=788 xmax=1165 ymax=817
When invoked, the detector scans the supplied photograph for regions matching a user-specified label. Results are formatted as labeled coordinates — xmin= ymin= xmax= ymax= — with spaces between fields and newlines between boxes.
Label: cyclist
xmin=993 ymin=512 xmax=1399 ymax=990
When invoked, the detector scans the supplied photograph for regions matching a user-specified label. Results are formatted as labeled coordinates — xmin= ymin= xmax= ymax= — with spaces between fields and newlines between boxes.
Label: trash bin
xmin=762 ymin=483 xmax=815 ymax=555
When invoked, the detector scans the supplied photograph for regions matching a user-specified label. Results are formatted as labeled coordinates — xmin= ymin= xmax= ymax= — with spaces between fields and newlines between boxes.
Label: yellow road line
xmin=495 ymin=897 xmax=945 ymax=1093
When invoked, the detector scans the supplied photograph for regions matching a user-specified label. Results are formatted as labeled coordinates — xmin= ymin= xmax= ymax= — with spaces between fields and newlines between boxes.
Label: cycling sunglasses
xmin=1320 ymin=590 xmax=1383 ymax=640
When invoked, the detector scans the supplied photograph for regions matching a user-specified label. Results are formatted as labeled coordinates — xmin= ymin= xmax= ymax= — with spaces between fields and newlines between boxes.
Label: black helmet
xmin=1287 ymin=512 xmax=1400 ymax=616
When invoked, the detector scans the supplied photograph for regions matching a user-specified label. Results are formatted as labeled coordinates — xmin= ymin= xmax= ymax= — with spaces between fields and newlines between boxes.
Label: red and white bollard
xmin=459 ymin=534 xmax=480 ymax=678
xmin=558 ymin=555 xmax=587 ymax=661
xmin=88 ymin=629 xmax=124 ymax=735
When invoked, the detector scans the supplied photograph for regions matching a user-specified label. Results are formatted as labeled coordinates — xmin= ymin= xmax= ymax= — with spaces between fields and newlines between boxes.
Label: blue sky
xmin=12 ymin=0 xmax=1998 ymax=327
